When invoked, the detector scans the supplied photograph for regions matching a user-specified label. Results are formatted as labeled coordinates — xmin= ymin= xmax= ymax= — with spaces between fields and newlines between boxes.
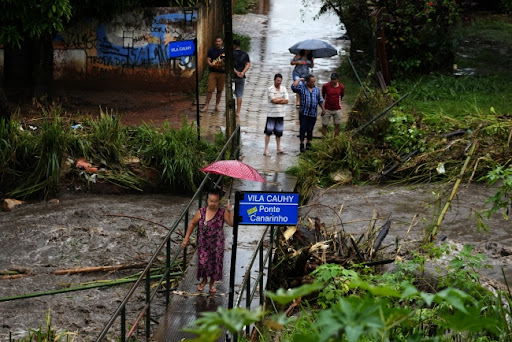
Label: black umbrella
xmin=288 ymin=39 xmax=338 ymax=58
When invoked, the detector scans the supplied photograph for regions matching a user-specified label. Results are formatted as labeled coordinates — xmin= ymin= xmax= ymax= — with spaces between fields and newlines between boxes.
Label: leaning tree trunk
xmin=31 ymin=33 xmax=54 ymax=100
xmin=0 ymin=88 xmax=10 ymax=120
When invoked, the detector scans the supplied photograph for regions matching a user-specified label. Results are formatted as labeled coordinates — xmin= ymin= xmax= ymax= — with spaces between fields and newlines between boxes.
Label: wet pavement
xmin=154 ymin=1 xmax=350 ymax=340
xmin=199 ymin=0 xmax=350 ymax=171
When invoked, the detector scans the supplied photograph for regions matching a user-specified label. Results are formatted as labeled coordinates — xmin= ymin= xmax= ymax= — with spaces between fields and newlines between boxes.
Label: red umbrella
xmin=201 ymin=160 xmax=266 ymax=183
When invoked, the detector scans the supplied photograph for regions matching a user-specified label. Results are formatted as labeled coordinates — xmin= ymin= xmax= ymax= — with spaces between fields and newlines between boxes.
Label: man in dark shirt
xmin=233 ymin=39 xmax=251 ymax=117
xmin=201 ymin=37 xmax=225 ymax=112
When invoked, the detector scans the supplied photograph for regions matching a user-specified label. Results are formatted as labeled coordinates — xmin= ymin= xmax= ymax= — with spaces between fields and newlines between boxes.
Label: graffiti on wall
xmin=53 ymin=9 xmax=197 ymax=83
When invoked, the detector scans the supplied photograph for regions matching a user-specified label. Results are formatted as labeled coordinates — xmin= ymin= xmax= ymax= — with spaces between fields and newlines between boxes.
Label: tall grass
xmin=131 ymin=119 xmax=222 ymax=193
xmin=9 ymin=111 xmax=70 ymax=199
xmin=0 ymin=111 xmax=223 ymax=198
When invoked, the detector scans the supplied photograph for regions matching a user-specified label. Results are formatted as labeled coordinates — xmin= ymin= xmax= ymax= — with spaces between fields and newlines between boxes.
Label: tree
xmin=302 ymin=0 xmax=374 ymax=72
xmin=305 ymin=0 xmax=461 ymax=80
xmin=0 ymin=0 xmax=72 ymax=118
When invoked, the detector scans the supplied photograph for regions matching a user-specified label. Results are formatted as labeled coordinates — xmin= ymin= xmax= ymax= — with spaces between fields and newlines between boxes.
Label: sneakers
xmin=300 ymin=143 xmax=305 ymax=153
xmin=306 ymin=142 xmax=312 ymax=150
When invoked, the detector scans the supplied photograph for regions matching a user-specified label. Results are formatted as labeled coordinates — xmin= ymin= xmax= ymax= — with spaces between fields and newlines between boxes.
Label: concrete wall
xmin=0 ymin=1 xmax=225 ymax=93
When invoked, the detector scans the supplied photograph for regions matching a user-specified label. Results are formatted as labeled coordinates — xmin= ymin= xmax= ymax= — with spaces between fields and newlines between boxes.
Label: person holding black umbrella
xmin=290 ymin=49 xmax=313 ymax=107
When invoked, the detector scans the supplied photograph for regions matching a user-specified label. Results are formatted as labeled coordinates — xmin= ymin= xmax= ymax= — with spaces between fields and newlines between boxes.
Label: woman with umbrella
xmin=181 ymin=188 xmax=234 ymax=293
xmin=290 ymin=49 xmax=314 ymax=107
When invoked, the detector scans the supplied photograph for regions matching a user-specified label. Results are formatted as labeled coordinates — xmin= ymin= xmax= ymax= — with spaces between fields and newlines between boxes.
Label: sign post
xmin=227 ymin=191 xmax=299 ymax=310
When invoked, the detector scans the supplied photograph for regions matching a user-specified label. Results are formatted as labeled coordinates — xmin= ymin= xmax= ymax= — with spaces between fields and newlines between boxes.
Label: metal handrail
xmin=234 ymin=225 xmax=276 ymax=308
xmin=96 ymin=125 xmax=241 ymax=341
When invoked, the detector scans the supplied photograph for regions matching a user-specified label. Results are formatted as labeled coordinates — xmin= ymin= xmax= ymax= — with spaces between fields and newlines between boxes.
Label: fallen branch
xmin=106 ymin=214 xmax=171 ymax=231
xmin=430 ymin=140 xmax=477 ymax=242
xmin=54 ymin=263 xmax=147 ymax=275
xmin=396 ymin=214 xmax=420 ymax=257
xmin=0 ymin=274 xmax=165 ymax=302
xmin=1 ymin=274 xmax=28 ymax=280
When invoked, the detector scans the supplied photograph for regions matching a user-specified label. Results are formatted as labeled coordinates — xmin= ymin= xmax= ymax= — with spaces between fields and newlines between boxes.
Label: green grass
xmin=394 ymin=74 xmax=512 ymax=124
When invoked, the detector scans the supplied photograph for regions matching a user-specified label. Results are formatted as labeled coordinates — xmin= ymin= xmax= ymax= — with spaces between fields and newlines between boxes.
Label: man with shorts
xmin=264 ymin=73 xmax=289 ymax=157
xmin=321 ymin=72 xmax=345 ymax=136
xmin=233 ymin=39 xmax=251 ymax=117
xmin=201 ymin=37 xmax=225 ymax=112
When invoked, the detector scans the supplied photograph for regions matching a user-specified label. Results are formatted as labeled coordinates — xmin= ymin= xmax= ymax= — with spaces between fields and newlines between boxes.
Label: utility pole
xmin=223 ymin=0 xmax=236 ymax=138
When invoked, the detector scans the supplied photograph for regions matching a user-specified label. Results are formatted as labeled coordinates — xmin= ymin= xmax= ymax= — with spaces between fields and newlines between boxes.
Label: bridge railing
xmin=96 ymin=125 xmax=241 ymax=342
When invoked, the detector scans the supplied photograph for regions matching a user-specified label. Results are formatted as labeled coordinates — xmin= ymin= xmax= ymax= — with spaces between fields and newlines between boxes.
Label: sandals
xmin=209 ymin=287 xmax=217 ymax=294
xmin=197 ymin=282 xmax=207 ymax=292
xmin=277 ymin=150 xmax=287 ymax=155
xmin=263 ymin=152 xmax=271 ymax=157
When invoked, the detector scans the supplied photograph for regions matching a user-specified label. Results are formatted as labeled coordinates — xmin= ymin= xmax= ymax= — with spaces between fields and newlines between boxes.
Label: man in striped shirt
xmin=292 ymin=74 xmax=325 ymax=153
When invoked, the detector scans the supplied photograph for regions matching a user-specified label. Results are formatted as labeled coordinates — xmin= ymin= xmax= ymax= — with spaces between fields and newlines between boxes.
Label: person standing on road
xmin=321 ymin=72 xmax=345 ymax=136
xmin=181 ymin=188 xmax=234 ymax=294
xmin=264 ymin=73 xmax=289 ymax=157
xmin=291 ymin=74 xmax=325 ymax=153
xmin=233 ymin=39 xmax=251 ymax=117
xmin=201 ymin=37 xmax=225 ymax=112
xmin=290 ymin=49 xmax=313 ymax=108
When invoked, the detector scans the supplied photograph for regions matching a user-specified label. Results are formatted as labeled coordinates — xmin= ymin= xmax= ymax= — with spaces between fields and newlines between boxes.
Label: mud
xmin=10 ymin=89 xmax=195 ymax=128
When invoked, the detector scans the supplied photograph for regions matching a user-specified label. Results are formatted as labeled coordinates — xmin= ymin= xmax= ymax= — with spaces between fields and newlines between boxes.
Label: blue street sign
xmin=168 ymin=40 xmax=195 ymax=58
xmin=237 ymin=192 xmax=299 ymax=225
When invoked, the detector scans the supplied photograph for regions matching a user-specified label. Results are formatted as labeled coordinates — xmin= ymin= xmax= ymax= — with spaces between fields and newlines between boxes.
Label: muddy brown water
xmin=0 ymin=193 xmax=191 ymax=341
xmin=1 ymin=183 xmax=510 ymax=341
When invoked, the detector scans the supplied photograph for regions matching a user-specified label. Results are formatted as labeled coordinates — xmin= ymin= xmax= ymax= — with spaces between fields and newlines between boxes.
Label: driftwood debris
xmin=54 ymin=263 xmax=147 ymax=275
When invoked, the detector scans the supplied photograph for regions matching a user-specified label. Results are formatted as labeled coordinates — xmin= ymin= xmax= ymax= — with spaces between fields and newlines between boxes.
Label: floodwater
xmin=305 ymin=183 xmax=512 ymax=285
xmin=1 ymin=0 xmax=511 ymax=340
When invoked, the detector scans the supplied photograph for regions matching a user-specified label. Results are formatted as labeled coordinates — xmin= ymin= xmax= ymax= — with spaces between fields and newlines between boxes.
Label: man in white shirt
xmin=264 ymin=73 xmax=289 ymax=156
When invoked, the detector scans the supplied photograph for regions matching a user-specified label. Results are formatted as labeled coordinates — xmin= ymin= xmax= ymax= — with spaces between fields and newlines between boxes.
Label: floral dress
xmin=197 ymin=207 xmax=225 ymax=281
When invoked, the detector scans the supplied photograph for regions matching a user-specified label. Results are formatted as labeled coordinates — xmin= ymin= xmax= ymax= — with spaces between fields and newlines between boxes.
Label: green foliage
xmin=266 ymin=283 xmax=324 ymax=305
xmin=18 ymin=309 xmax=77 ymax=341
xmin=378 ymin=0 xmax=460 ymax=76
xmin=86 ymin=108 xmax=126 ymax=163
xmin=476 ymin=165 xmax=512 ymax=231
xmin=234 ymin=0 xmax=255 ymax=15
xmin=9 ymin=112 xmax=70 ymax=199
xmin=0 ymin=0 xmax=72 ymax=48
xmin=501 ymin=0 xmax=512 ymax=13
xmin=183 ymin=243 xmax=512 ymax=341
xmin=184 ymin=307 xmax=265 ymax=341
xmin=234 ymin=33 xmax=251 ymax=52
xmin=310 ymin=264 xmax=359 ymax=309
xmin=384 ymin=110 xmax=425 ymax=154
xmin=395 ymin=74 xmax=512 ymax=122
xmin=0 ymin=111 xmax=222 ymax=198
xmin=131 ymin=119 xmax=220 ymax=192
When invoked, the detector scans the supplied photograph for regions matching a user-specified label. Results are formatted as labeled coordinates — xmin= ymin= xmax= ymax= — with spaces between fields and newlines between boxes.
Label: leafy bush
xmin=377 ymin=0 xmax=460 ymax=77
